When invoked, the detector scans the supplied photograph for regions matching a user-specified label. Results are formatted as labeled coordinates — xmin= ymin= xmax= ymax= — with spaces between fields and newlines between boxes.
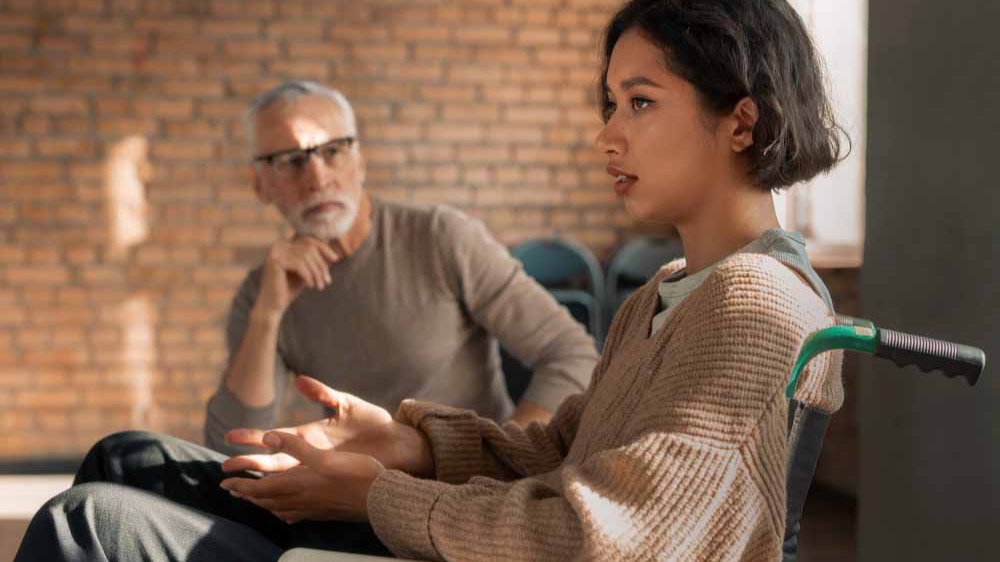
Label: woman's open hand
xmin=221 ymin=432 xmax=383 ymax=523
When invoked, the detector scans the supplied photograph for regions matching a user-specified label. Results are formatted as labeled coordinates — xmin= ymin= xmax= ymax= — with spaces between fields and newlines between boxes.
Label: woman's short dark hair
xmin=600 ymin=0 xmax=848 ymax=190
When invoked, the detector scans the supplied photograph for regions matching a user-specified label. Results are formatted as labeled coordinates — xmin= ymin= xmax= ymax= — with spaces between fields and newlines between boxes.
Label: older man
xmin=11 ymin=82 xmax=598 ymax=561
xmin=205 ymin=81 xmax=598 ymax=454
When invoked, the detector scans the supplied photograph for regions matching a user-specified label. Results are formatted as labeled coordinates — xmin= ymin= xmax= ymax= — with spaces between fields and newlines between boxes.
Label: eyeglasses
xmin=252 ymin=136 xmax=357 ymax=177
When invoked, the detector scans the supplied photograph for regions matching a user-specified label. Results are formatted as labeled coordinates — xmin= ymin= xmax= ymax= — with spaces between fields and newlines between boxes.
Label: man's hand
xmin=221 ymin=432 xmax=384 ymax=523
xmin=223 ymin=375 xmax=435 ymax=478
xmin=254 ymin=236 xmax=340 ymax=317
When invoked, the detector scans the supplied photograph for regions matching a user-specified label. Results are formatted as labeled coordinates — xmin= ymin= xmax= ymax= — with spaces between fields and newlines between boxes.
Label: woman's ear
xmin=729 ymin=96 xmax=758 ymax=153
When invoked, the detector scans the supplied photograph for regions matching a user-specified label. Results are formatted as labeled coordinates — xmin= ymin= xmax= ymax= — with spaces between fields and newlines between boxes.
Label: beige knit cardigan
xmin=367 ymin=254 xmax=844 ymax=561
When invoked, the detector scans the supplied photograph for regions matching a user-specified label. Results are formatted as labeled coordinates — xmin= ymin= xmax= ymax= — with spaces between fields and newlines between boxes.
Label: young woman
xmin=15 ymin=1 xmax=845 ymax=560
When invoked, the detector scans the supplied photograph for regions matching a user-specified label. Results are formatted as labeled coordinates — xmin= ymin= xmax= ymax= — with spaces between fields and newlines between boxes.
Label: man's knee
xmin=76 ymin=430 xmax=172 ymax=485
xmin=32 ymin=482 xmax=123 ymax=534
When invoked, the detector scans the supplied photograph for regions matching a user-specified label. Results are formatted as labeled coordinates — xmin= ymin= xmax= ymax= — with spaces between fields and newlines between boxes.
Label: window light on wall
xmin=775 ymin=0 xmax=868 ymax=268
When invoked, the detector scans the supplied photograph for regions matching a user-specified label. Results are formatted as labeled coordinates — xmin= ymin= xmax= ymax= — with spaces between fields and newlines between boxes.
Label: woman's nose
xmin=595 ymin=120 xmax=624 ymax=156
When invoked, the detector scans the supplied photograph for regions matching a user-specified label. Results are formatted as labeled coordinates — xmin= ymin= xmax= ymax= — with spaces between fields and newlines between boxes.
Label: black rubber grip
xmin=875 ymin=329 xmax=985 ymax=386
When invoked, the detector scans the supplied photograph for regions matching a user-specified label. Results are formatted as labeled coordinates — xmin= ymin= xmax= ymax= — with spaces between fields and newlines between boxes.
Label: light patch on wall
xmin=120 ymin=295 xmax=156 ymax=427
xmin=776 ymin=0 xmax=868 ymax=267
xmin=104 ymin=136 xmax=150 ymax=257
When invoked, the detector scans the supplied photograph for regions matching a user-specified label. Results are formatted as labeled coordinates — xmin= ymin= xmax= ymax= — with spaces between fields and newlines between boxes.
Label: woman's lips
xmin=606 ymin=166 xmax=638 ymax=196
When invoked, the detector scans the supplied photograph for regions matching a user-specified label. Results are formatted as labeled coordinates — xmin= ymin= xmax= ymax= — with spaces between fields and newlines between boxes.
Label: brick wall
xmin=0 ymin=0 xmax=641 ymax=460
xmin=0 ymin=0 xmax=859 ymax=480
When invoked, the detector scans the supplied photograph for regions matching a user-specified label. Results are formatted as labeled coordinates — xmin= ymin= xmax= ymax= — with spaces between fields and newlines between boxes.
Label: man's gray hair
xmin=245 ymin=80 xmax=357 ymax=157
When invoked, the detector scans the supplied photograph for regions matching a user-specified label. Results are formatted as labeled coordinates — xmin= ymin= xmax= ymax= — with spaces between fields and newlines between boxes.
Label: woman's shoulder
xmin=705 ymin=253 xmax=829 ymax=316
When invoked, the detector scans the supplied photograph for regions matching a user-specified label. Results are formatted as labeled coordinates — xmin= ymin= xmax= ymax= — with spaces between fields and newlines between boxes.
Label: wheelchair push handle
xmin=875 ymin=328 xmax=985 ymax=386
xmin=786 ymin=316 xmax=986 ymax=399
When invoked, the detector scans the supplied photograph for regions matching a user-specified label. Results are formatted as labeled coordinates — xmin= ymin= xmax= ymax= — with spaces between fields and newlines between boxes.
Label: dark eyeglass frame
xmin=252 ymin=136 xmax=357 ymax=173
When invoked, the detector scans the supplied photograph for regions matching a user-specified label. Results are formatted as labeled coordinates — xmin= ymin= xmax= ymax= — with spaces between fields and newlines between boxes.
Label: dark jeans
xmin=13 ymin=431 xmax=392 ymax=562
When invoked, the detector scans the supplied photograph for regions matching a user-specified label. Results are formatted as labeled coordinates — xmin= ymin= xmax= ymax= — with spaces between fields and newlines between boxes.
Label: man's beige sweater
xmin=367 ymin=254 xmax=844 ymax=561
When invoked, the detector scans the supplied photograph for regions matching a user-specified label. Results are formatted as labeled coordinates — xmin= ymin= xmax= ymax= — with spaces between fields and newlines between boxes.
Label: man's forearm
xmin=223 ymin=307 xmax=283 ymax=408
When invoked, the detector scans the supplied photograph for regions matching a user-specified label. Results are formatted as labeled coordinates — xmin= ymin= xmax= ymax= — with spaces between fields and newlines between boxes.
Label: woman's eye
xmin=631 ymin=98 xmax=652 ymax=111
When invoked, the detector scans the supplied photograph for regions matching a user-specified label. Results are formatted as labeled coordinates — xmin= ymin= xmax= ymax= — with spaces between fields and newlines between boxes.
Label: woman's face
xmin=596 ymin=29 xmax=733 ymax=224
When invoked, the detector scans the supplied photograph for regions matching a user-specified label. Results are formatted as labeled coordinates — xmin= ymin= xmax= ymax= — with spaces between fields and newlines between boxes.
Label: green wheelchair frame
xmin=782 ymin=316 xmax=985 ymax=562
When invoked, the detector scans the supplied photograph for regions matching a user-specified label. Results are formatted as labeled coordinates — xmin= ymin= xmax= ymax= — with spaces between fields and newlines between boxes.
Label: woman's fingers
xmin=224 ymin=427 xmax=297 ymax=448
xmin=294 ymin=375 xmax=345 ymax=412
xmin=222 ymin=452 xmax=300 ymax=474
xmin=221 ymin=471 xmax=302 ymax=500
xmin=262 ymin=431 xmax=324 ymax=468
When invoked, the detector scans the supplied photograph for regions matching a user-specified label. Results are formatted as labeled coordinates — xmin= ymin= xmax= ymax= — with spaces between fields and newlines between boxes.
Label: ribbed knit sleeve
xmin=367 ymin=254 xmax=841 ymax=562
xmin=392 ymin=392 xmax=589 ymax=485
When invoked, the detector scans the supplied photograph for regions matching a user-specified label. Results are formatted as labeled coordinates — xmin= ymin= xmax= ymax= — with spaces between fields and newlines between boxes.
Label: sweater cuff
xmin=368 ymin=469 xmax=450 ymax=560
xmin=395 ymin=399 xmax=487 ymax=484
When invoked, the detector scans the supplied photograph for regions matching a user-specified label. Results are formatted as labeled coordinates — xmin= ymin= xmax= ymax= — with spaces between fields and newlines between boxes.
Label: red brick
xmin=474 ymin=47 xmax=533 ymax=65
xmin=447 ymin=64 xmax=504 ymax=84
xmin=537 ymin=48 xmax=589 ymax=66
xmin=91 ymin=36 xmax=148 ymax=54
xmin=412 ymin=187 xmax=471 ymax=206
xmin=504 ymin=106 xmax=561 ymax=124
xmin=427 ymin=124 xmax=484 ymax=143
xmin=352 ymin=44 xmax=408 ymax=61
xmin=364 ymin=145 xmax=408 ymax=165
xmin=220 ymin=225 xmax=281 ymax=246
xmin=457 ymin=145 xmax=510 ymax=164
xmin=138 ymin=57 xmax=200 ymax=76
xmin=30 ymin=96 xmax=89 ymax=115
xmin=382 ymin=62 xmax=444 ymax=82
xmin=286 ymin=41 xmax=348 ymax=59
xmin=198 ymin=100 xmax=246 ymax=119
xmin=133 ymin=99 xmax=195 ymax=119
xmin=268 ymin=60 xmax=332 ymax=80
xmin=154 ymin=36 xmax=218 ymax=56
xmin=0 ymin=31 xmax=31 ymax=50
xmin=67 ymin=56 xmax=135 ymax=75
xmin=441 ymin=104 xmax=500 ymax=123
xmin=35 ymin=138 xmax=98 ymax=158
xmin=329 ymin=24 xmax=388 ymax=42
xmin=0 ymin=138 xmax=31 ymax=156
xmin=164 ymin=121 xmax=226 ymax=139
xmin=515 ymin=147 xmax=572 ymax=165
xmin=487 ymin=125 xmax=545 ymax=144
xmin=202 ymin=20 xmax=260 ymax=37
xmin=5 ymin=266 xmax=70 ymax=285
xmin=266 ymin=21 xmax=325 ymax=39
xmin=152 ymin=140 xmax=216 ymax=161
xmin=392 ymin=25 xmax=451 ymax=43
xmin=517 ymin=28 xmax=562 ymax=46
xmin=0 ymin=76 xmax=43 ymax=92
xmin=455 ymin=25 xmax=512 ymax=45
xmin=162 ymin=79 xmax=225 ymax=97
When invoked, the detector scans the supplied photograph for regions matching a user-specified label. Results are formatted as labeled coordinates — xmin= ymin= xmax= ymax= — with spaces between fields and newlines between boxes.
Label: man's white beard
xmin=286 ymin=194 xmax=358 ymax=240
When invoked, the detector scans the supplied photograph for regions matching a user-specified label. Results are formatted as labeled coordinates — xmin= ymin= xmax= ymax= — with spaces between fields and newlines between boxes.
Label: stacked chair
xmin=604 ymin=235 xmax=684 ymax=330
xmin=500 ymin=238 xmax=605 ymax=402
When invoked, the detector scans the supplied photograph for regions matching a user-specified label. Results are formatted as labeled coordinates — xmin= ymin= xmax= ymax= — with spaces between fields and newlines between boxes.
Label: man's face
xmin=252 ymin=95 xmax=366 ymax=241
